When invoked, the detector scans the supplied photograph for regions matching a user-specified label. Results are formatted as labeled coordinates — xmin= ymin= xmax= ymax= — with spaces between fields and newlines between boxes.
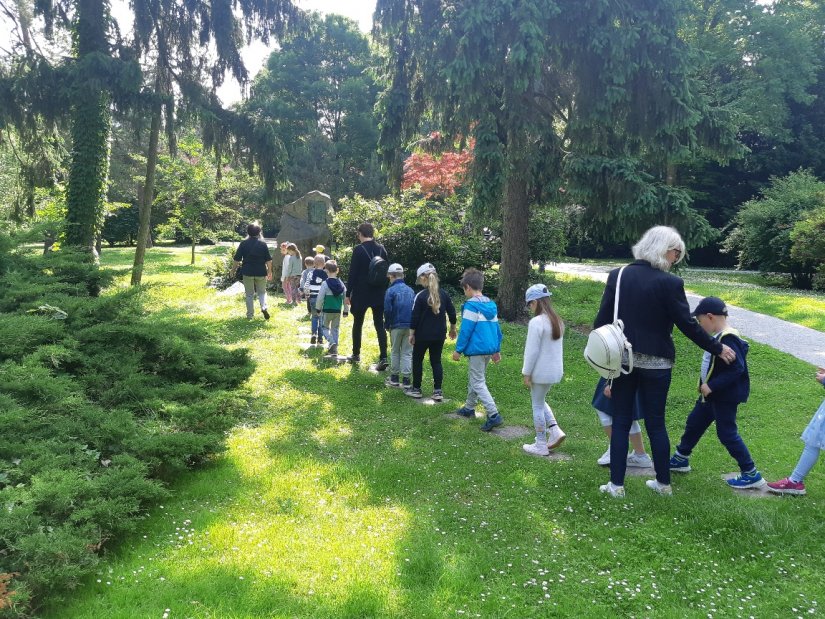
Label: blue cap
xmin=525 ymin=283 xmax=551 ymax=303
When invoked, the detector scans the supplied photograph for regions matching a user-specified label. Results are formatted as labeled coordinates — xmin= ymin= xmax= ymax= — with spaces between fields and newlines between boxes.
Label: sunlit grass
xmin=43 ymin=245 xmax=825 ymax=618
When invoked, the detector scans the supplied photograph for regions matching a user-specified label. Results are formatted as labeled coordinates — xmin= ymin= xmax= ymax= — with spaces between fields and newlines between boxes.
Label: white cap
xmin=387 ymin=263 xmax=404 ymax=275
xmin=416 ymin=263 xmax=436 ymax=278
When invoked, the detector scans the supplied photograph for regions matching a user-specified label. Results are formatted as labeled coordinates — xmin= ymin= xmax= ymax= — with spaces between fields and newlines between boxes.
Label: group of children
xmin=278 ymin=255 xmax=824 ymax=497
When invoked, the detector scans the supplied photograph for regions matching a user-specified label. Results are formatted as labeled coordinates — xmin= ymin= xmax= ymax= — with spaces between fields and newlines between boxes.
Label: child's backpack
xmin=584 ymin=266 xmax=633 ymax=382
xmin=361 ymin=245 xmax=389 ymax=287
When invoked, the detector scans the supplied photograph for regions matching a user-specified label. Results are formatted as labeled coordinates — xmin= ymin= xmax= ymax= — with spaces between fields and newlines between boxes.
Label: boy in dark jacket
xmin=669 ymin=296 xmax=764 ymax=489
xmin=316 ymin=261 xmax=347 ymax=356
xmin=383 ymin=263 xmax=415 ymax=389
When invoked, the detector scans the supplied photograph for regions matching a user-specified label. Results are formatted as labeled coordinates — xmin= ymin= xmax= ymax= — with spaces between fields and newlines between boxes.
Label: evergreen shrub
xmin=0 ymin=235 xmax=254 ymax=617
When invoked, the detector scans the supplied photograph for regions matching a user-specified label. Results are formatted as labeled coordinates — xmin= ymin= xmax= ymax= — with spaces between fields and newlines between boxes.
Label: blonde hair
xmin=423 ymin=271 xmax=441 ymax=315
xmin=533 ymin=297 xmax=564 ymax=340
xmin=632 ymin=226 xmax=685 ymax=271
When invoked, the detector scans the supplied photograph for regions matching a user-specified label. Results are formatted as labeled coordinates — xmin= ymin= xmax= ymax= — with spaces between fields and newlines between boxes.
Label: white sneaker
xmin=597 ymin=447 xmax=611 ymax=466
xmin=645 ymin=479 xmax=673 ymax=496
xmin=523 ymin=441 xmax=550 ymax=456
xmin=626 ymin=452 xmax=653 ymax=468
xmin=546 ymin=425 xmax=566 ymax=449
xmin=599 ymin=482 xmax=625 ymax=498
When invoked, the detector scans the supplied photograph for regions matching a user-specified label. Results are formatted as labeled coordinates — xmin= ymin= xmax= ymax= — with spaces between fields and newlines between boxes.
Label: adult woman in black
xmin=231 ymin=222 xmax=273 ymax=320
xmin=345 ymin=222 xmax=389 ymax=368
xmin=594 ymin=226 xmax=736 ymax=498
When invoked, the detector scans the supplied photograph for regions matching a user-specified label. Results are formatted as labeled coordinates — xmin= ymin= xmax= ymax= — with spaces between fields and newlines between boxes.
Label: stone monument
xmin=273 ymin=190 xmax=335 ymax=280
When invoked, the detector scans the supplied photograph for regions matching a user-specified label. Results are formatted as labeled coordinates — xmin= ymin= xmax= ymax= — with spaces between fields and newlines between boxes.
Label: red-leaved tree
xmin=401 ymin=135 xmax=473 ymax=198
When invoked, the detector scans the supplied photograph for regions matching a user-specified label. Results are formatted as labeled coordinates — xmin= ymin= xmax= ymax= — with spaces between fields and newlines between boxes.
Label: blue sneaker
xmin=669 ymin=453 xmax=691 ymax=473
xmin=726 ymin=470 xmax=766 ymax=489
xmin=480 ymin=414 xmax=503 ymax=432
xmin=454 ymin=406 xmax=476 ymax=418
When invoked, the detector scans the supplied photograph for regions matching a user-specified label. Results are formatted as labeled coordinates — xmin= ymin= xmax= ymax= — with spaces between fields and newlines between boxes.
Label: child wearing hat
xmin=521 ymin=284 xmax=566 ymax=455
xmin=669 ymin=296 xmax=765 ymax=489
xmin=408 ymin=263 xmax=457 ymax=400
xmin=383 ymin=263 xmax=415 ymax=389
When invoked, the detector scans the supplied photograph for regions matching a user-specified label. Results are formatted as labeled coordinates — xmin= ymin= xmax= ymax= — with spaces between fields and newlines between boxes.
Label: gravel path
xmin=547 ymin=263 xmax=825 ymax=368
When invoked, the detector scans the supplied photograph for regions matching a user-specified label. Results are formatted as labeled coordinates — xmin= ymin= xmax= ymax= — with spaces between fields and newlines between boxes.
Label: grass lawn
xmin=549 ymin=259 xmax=825 ymax=333
xmin=42 ymin=246 xmax=825 ymax=618
xmin=679 ymin=270 xmax=825 ymax=334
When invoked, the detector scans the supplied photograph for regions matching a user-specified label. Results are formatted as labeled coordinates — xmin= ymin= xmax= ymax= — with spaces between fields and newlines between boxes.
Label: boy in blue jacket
xmin=669 ymin=296 xmax=765 ymax=489
xmin=384 ymin=263 xmax=415 ymax=389
xmin=452 ymin=268 xmax=504 ymax=431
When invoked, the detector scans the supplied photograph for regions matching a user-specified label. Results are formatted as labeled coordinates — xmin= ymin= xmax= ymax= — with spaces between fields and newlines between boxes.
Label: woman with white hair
xmin=593 ymin=225 xmax=736 ymax=498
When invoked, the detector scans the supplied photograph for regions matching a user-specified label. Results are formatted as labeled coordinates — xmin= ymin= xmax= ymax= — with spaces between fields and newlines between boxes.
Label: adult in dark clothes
xmin=231 ymin=223 xmax=273 ymax=320
xmin=593 ymin=226 xmax=736 ymax=498
xmin=345 ymin=222 xmax=389 ymax=368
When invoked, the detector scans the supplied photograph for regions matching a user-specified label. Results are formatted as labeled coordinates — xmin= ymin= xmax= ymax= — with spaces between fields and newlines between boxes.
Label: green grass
xmin=545 ymin=260 xmax=825 ymax=333
xmin=42 ymin=246 xmax=825 ymax=618
xmin=679 ymin=270 xmax=825 ymax=334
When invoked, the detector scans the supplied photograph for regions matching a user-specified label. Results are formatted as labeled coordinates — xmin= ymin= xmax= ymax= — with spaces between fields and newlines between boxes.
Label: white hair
xmin=632 ymin=226 xmax=685 ymax=271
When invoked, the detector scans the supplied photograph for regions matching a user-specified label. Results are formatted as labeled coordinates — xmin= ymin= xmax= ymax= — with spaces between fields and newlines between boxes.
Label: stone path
xmin=547 ymin=263 xmax=825 ymax=367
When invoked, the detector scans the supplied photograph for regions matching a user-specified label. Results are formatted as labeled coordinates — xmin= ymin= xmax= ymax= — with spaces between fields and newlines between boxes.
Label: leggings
xmin=791 ymin=444 xmax=822 ymax=483
xmin=412 ymin=339 xmax=445 ymax=390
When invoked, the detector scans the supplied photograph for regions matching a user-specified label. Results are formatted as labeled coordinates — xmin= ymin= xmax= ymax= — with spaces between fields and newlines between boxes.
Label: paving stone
xmin=411 ymin=397 xmax=451 ymax=406
xmin=625 ymin=466 xmax=657 ymax=477
xmin=721 ymin=472 xmax=775 ymax=498
xmin=522 ymin=449 xmax=573 ymax=462
xmin=489 ymin=425 xmax=532 ymax=439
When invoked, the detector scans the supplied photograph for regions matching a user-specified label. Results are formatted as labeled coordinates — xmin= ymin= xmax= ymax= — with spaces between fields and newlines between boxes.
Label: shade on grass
xmin=42 ymin=246 xmax=824 ymax=618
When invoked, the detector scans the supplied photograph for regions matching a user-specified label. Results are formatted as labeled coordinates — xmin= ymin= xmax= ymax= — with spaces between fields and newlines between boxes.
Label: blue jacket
xmin=384 ymin=279 xmax=415 ymax=329
xmin=455 ymin=295 xmax=502 ymax=356
xmin=702 ymin=328 xmax=750 ymax=404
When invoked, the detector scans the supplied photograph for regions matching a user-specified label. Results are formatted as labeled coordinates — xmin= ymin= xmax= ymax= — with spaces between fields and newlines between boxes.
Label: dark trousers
xmin=676 ymin=398 xmax=755 ymax=472
xmin=609 ymin=368 xmax=673 ymax=486
xmin=351 ymin=304 xmax=387 ymax=358
xmin=412 ymin=339 xmax=445 ymax=390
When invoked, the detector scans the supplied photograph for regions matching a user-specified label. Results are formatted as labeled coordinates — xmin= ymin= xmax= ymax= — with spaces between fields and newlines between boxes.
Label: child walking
xmin=668 ymin=296 xmax=765 ymax=490
xmin=767 ymin=367 xmax=825 ymax=496
xmin=593 ymin=377 xmax=652 ymax=467
xmin=279 ymin=242 xmax=292 ymax=303
xmin=384 ymin=263 xmax=415 ymax=390
xmin=452 ymin=268 xmax=503 ymax=431
xmin=299 ymin=256 xmax=315 ymax=313
xmin=283 ymin=243 xmax=303 ymax=306
xmin=521 ymin=284 xmax=566 ymax=456
xmin=407 ymin=263 xmax=457 ymax=401
xmin=315 ymin=260 xmax=347 ymax=356
xmin=306 ymin=255 xmax=328 ymax=345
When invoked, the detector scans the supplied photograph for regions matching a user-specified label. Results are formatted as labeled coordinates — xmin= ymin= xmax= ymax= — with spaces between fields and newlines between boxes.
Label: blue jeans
xmin=609 ymin=368 xmax=672 ymax=486
xmin=676 ymin=398 xmax=755 ymax=473
xmin=308 ymin=297 xmax=322 ymax=338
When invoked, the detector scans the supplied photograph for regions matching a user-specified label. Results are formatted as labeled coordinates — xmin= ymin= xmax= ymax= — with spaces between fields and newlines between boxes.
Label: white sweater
xmin=521 ymin=314 xmax=564 ymax=385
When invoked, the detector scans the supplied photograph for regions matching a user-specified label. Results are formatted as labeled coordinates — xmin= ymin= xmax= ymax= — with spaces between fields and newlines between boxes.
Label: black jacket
xmin=233 ymin=238 xmax=272 ymax=277
xmin=703 ymin=329 xmax=750 ymax=403
xmin=346 ymin=240 xmax=388 ymax=310
xmin=410 ymin=289 xmax=457 ymax=341
xmin=594 ymin=260 xmax=723 ymax=361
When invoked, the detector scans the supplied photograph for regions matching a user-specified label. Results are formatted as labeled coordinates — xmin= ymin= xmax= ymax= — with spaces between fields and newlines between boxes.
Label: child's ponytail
xmin=535 ymin=297 xmax=564 ymax=340
xmin=427 ymin=272 xmax=441 ymax=315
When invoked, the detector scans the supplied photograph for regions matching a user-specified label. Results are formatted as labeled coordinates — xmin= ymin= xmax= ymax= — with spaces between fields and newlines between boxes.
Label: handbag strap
xmin=613 ymin=266 xmax=626 ymax=324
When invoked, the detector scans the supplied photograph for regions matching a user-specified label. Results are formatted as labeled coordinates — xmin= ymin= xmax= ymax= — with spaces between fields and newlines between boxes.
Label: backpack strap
xmin=613 ymin=266 xmax=626 ymax=324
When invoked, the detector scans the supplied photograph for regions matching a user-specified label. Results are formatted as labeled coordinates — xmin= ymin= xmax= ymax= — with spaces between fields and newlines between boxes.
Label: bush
xmin=332 ymin=192 xmax=500 ymax=287
xmin=0 ymin=236 xmax=254 ymax=616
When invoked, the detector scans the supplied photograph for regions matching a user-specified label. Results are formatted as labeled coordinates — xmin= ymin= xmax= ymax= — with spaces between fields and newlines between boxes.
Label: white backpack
xmin=584 ymin=266 xmax=633 ymax=382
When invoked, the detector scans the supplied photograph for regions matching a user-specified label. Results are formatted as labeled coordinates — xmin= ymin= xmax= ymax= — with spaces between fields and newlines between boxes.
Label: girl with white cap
xmin=521 ymin=283 xmax=566 ymax=455
xmin=407 ymin=263 xmax=457 ymax=400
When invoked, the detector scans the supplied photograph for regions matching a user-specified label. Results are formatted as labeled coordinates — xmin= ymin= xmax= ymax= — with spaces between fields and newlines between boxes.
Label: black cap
xmin=692 ymin=296 xmax=728 ymax=317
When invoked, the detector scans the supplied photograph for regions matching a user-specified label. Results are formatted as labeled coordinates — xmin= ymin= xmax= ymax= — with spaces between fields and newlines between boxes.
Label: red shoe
xmin=766 ymin=477 xmax=806 ymax=496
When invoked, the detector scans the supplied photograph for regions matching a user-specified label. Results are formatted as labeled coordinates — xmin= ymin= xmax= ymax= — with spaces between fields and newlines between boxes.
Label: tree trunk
xmin=64 ymin=0 xmax=112 ymax=254
xmin=131 ymin=102 xmax=162 ymax=285
xmin=191 ymin=232 xmax=196 ymax=265
xmin=497 ymin=141 xmax=531 ymax=321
